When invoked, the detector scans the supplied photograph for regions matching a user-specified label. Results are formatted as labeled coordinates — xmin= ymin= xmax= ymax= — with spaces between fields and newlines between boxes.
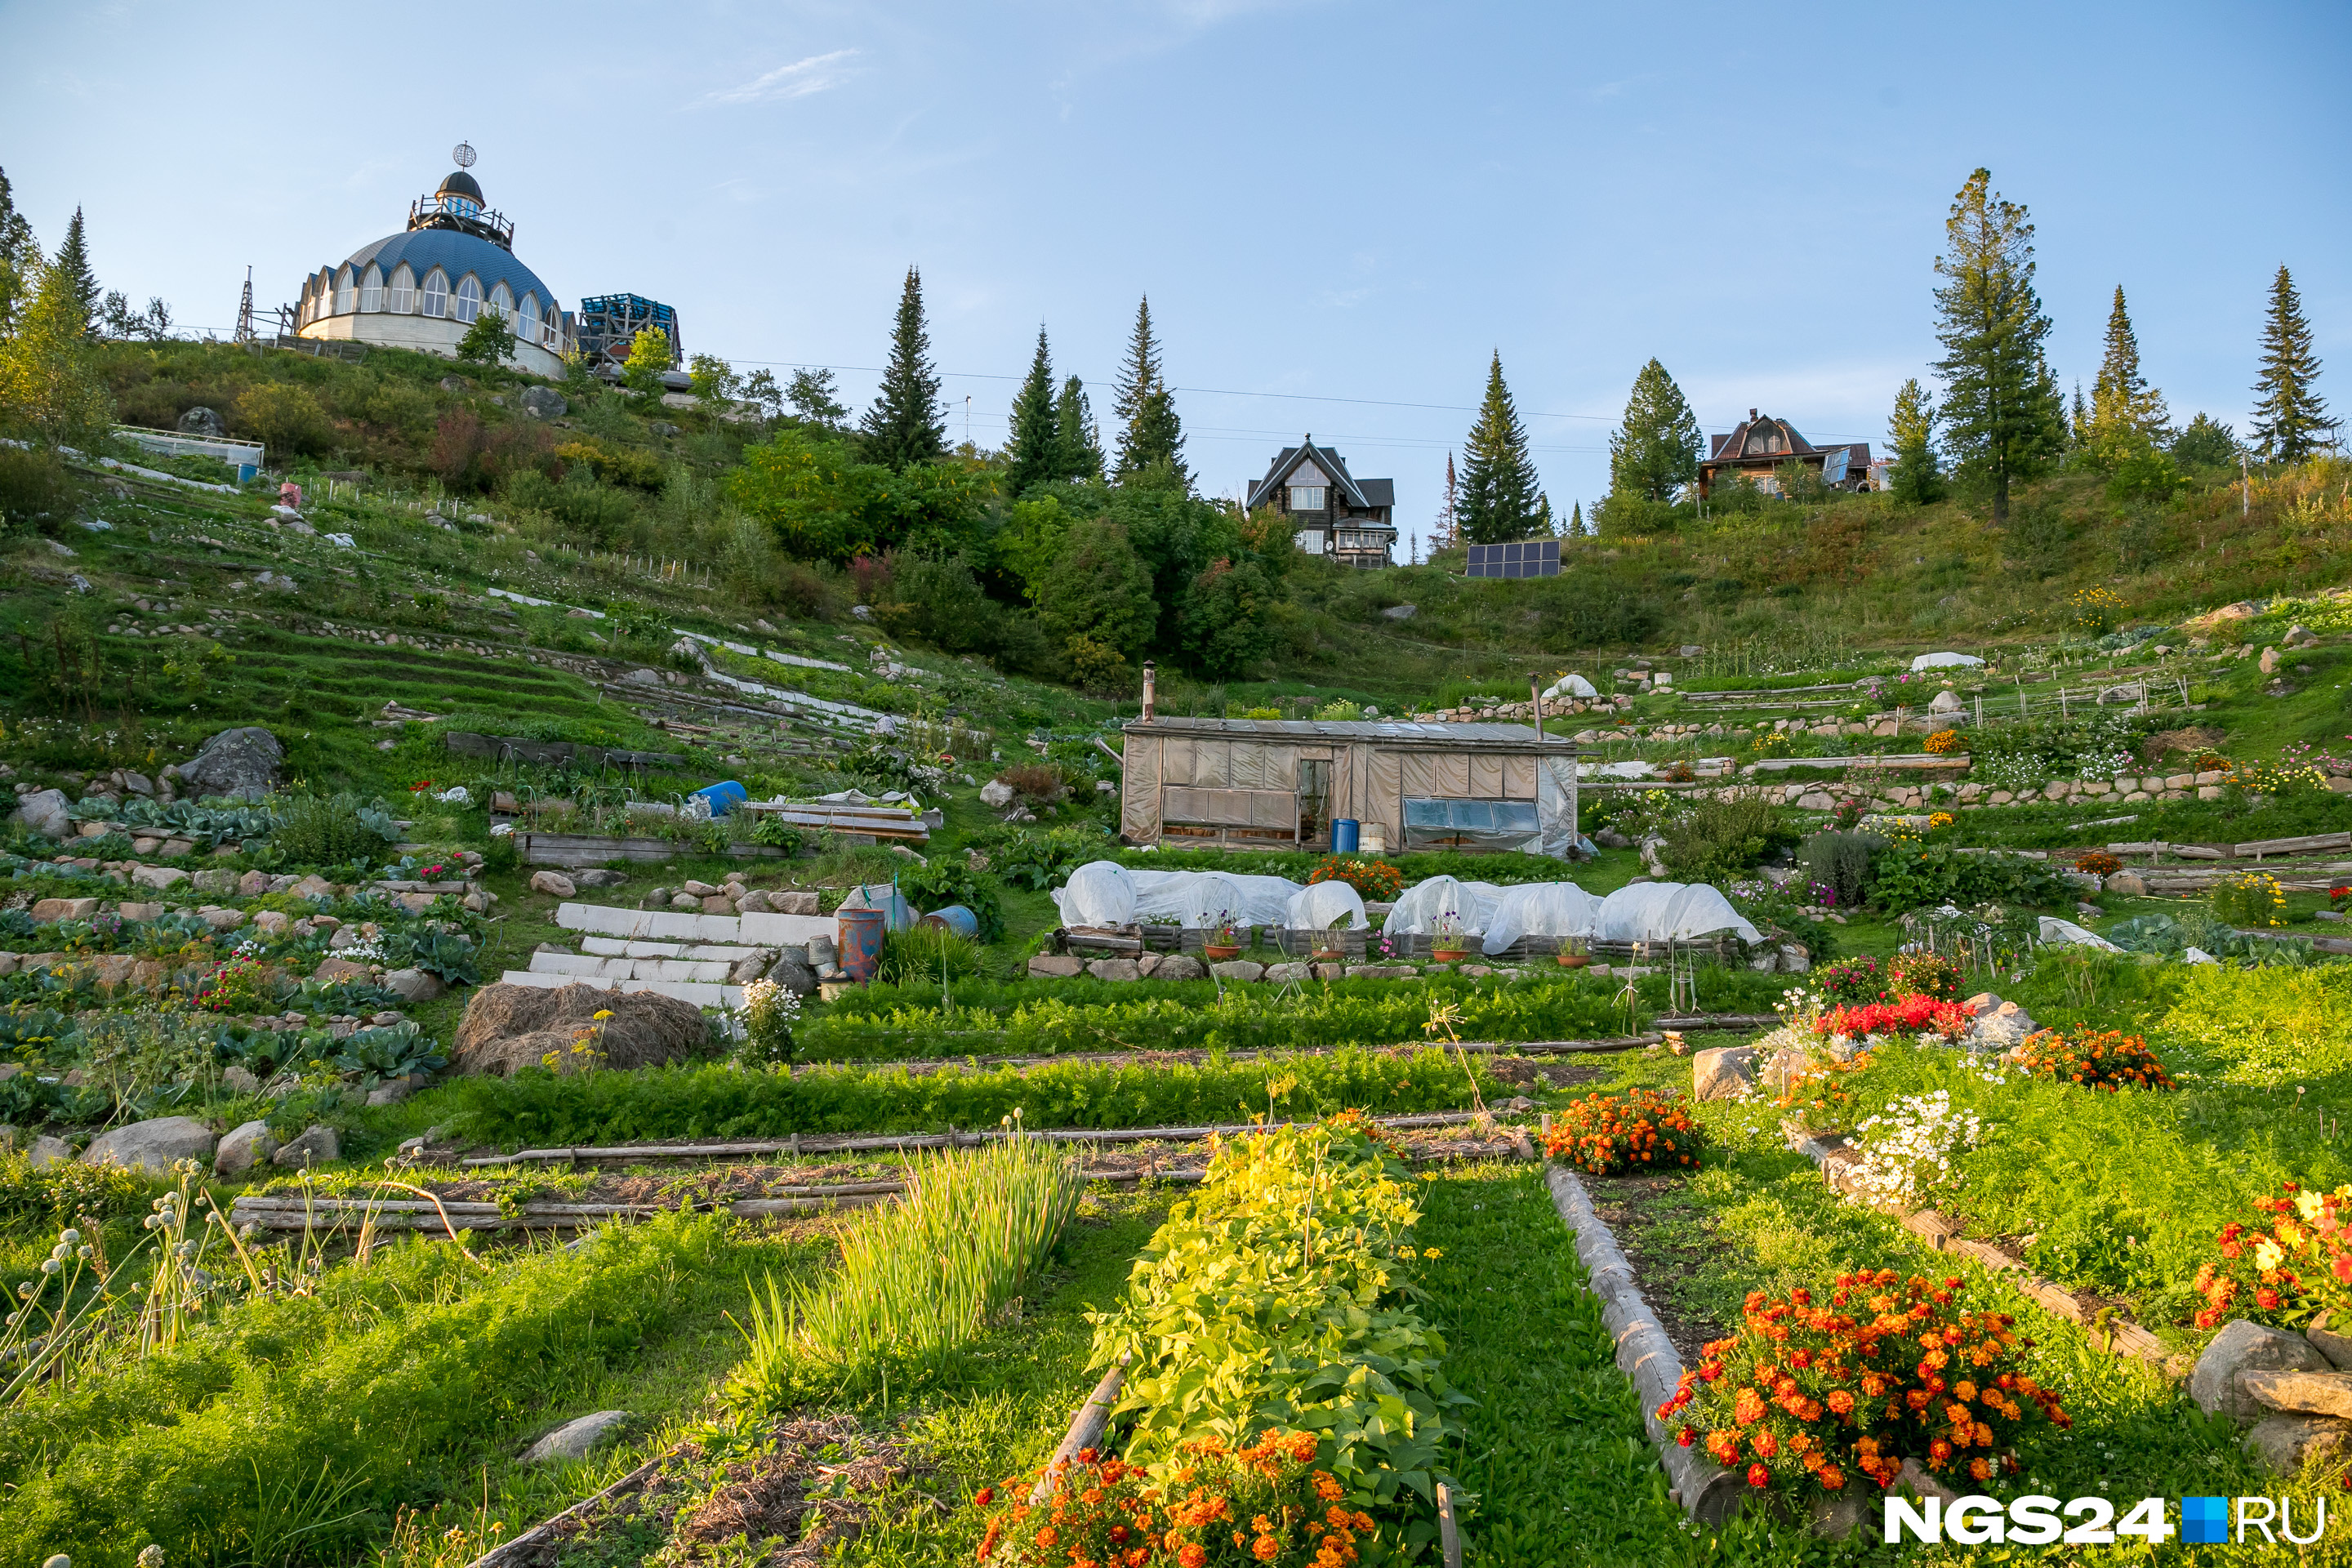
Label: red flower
xmin=1747 ymin=1463 xmax=1771 ymax=1489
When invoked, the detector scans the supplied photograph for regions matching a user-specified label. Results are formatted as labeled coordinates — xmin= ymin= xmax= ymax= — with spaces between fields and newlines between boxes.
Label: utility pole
xmin=235 ymin=266 xmax=254 ymax=345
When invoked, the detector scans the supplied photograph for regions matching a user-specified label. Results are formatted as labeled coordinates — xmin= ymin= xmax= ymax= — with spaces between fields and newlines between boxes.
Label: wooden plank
xmin=1029 ymin=1359 xmax=1131 ymax=1505
xmin=2237 ymin=831 xmax=2352 ymax=858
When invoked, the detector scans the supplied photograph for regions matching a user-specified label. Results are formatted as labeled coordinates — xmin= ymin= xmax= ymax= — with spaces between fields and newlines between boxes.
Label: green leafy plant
xmin=273 ymin=795 xmax=398 ymax=866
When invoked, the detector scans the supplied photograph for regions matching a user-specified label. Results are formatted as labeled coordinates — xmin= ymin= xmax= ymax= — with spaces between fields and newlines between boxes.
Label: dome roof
xmin=337 ymin=228 xmax=560 ymax=310
xmin=436 ymin=169 xmax=484 ymax=203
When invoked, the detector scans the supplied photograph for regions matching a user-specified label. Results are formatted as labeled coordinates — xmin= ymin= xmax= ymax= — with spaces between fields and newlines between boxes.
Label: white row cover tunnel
xmin=1049 ymin=862 xmax=1762 ymax=956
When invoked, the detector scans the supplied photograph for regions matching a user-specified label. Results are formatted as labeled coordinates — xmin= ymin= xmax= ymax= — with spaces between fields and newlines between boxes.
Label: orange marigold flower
xmin=1178 ymin=1548 xmax=1207 ymax=1568
xmin=1254 ymin=1537 xmax=1281 ymax=1561
xmin=974 ymin=1487 xmax=996 ymax=1508
xmin=1747 ymin=1463 xmax=1771 ymax=1489
xmin=1036 ymin=1526 xmax=1059 ymax=1548
xmin=1819 ymin=1465 xmax=1846 ymax=1491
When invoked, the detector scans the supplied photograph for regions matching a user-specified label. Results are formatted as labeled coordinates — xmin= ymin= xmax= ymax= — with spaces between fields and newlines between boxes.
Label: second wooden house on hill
xmin=1697 ymin=410 xmax=1878 ymax=498
xmin=1249 ymin=437 xmax=1398 ymax=568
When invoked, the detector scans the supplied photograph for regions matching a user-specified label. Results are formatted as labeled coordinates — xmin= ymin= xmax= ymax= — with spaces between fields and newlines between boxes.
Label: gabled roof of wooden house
xmin=1245 ymin=436 xmax=1391 ymax=511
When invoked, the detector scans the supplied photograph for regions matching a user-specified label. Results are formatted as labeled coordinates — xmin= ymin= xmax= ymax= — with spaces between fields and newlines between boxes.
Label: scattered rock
xmin=199 ymin=907 xmax=246 ymax=932
xmin=2105 ymin=871 xmax=2148 ymax=897
xmin=1151 ymin=954 xmax=1206 ymax=981
xmin=519 ymin=385 xmax=568 ymax=420
xmin=313 ymin=956 xmax=374 ymax=985
xmin=451 ymin=983 xmax=713 ymax=1076
xmin=1027 ymin=953 xmax=1084 ymax=979
xmin=176 ymin=405 xmax=227 ymax=437
xmin=81 ymin=1116 xmax=218 ymax=1174
xmin=528 ymin=870 xmax=577 ymax=898
xmin=1593 ymin=827 xmax=1633 ymax=850
xmin=384 ymin=968 xmax=447 ymax=1004
xmin=193 ymin=868 xmax=238 ymax=895
xmin=2240 ymin=1368 xmax=2352 ymax=1419
xmin=2246 ymin=1413 xmax=2352 ymax=1476
xmin=1692 ymin=1045 xmax=1760 ymax=1102
xmin=1928 ymin=689 xmax=1963 ymax=714
xmin=27 ymin=1135 xmax=73 ymax=1169
xmin=1263 ymin=961 xmax=1311 ymax=982
xmin=1344 ymin=964 xmax=1418 ymax=980
xmin=979 ymin=780 xmax=1017 ymax=808
xmin=1086 ymin=957 xmax=1141 ymax=982
xmin=272 ymin=1125 xmax=341 ymax=1168
xmin=366 ymin=1080 xmax=414 ymax=1107
xmin=2311 ymin=1312 xmax=2352 ymax=1370
xmin=220 ymin=1065 xmax=262 ymax=1094
xmin=1379 ymin=604 xmax=1418 ymax=621
xmin=1209 ymin=960 xmax=1265 ymax=982
xmin=252 ymin=910 xmax=291 ymax=936
xmin=523 ymin=1410 xmax=632 ymax=1463
xmin=2260 ymin=646 xmax=2282 ymax=675
xmin=179 ymin=727 xmax=283 ymax=800
xmin=1960 ymin=993 xmax=2039 ymax=1050
xmin=681 ymin=880 xmax=720 ymax=898
xmin=767 ymin=890 xmax=821 ymax=915
xmin=733 ymin=889 xmax=772 ymax=913
xmin=30 ymin=897 xmax=99 ymax=922
xmin=764 ymin=950 xmax=820 ymax=995
xmin=10 ymin=788 xmax=71 ymax=839
xmin=572 ymin=869 xmax=629 ymax=889
xmin=238 ymin=869 xmax=273 ymax=897
xmin=214 ymin=1120 xmax=277 ymax=1175
xmin=2193 ymin=1319 xmax=2332 ymax=1420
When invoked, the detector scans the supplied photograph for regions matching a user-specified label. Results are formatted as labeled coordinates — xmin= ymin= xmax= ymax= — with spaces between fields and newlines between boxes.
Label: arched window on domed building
xmin=453 ymin=275 xmax=483 ymax=324
xmin=519 ymin=292 xmax=541 ymax=345
xmin=388 ymin=265 xmax=415 ymax=315
xmin=360 ymin=265 xmax=383 ymax=314
xmin=334 ymin=265 xmax=356 ymax=316
xmin=421 ymin=269 xmax=449 ymax=318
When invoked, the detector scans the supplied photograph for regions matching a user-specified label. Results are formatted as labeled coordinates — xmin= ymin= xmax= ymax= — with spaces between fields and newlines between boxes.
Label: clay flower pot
xmin=1430 ymin=947 xmax=1468 ymax=964
xmin=1204 ymin=943 xmax=1241 ymax=961
xmin=1312 ymin=949 xmax=1345 ymax=964
xmin=1557 ymin=951 xmax=1592 ymax=968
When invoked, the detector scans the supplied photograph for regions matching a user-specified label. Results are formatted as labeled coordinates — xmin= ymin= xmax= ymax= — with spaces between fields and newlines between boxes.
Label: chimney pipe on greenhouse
xmin=1141 ymin=661 xmax=1156 ymax=722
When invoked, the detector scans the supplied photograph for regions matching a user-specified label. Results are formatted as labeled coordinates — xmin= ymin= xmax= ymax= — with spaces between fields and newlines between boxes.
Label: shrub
xmin=0 ymin=444 xmax=74 ymax=533
xmin=985 ymin=826 xmax=1108 ymax=890
xmin=1867 ymin=844 xmax=2075 ymax=915
xmin=2074 ymin=851 xmax=2123 ymax=877
xmin=1922 ymin=728 xmax=1963 ymax=755
xmin=2011 ymin=1028 xmax=2175 ymax=1093
xmin=1654 ymin=1271 xmax=2072 ymax=1499
xmin=897 ymin=858 xmax=1005 ymax=942
xmin=1086 ymin=1115 xmax=1462 ymax=1510
xmin=876 ymin=924 xmax=981 ymax=986
xmin=1799 ymin=831 xmax=1884 ymax=909
xmin=2212 ymin=870 xmax=2287 ymax=929
xmin=1659 ymin=791 xmax=1799 ymax=883
xmin=997 ymin=761 xmax=1070 ymax=806
xmin=234 ymin=381 xmax=330 ymax=455
xmin=1885 ymin=951 xmax=1961 ymax=1002
xmin=1541 ymin=1088 xmax=1705 ymax=1175
xmin=1307 ymin=855 xmax=1402 ymax=902
xmin=2195 ymin=1183 xmax=2352 ymax=1329
xmin=1815 ymin=996 xmax=1971 ymax=1044
xmin=736 ymin=977 xmax=800 ymax=1067
xmin=1812 ymin=956 xmax=1886 ymax=1006
xmin=191 ymin=954 xmax=273 ymax=1014
xmin=974 ymin=1432 xmax=1370 ymax=1568
xmin=272 ymin=794 xmax=396 ymax=866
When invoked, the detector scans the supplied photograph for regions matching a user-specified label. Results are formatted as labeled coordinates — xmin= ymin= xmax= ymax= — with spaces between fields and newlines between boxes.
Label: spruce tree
xmin=52 ymin=207 xmax=97 ymax=337
xmin=1606 ymin=358 xmax=1703 ymax=502
xmin=2088 ymin=285 xmax=2169 ymax=452
xmin=1568 ymin=500 xmax=1585 ymax=537
xmin=1112 ymin=296 xmax=1187 ymax=487
xmin=2250 ymin=265 xmax=2339 ymax=464
xmin=860 ymin=266 xmax=947 ymax=471
xmin=1004 ymin=326 xmax=1060 ymax=496
xmin=1054 ymin=376 xmax=1103 ymax=481
xmin=2069 ymin=381 xmax=2089 ymax=449
xmin=1930 ymin=168 xmax=2062 ymax=520
xmin=1886 ymin=377 xmax=1942 ymax=504
xmin=0 ymin=167 xmax=37 ymax=336
xmin=1433 ymin=451 xmax=1459 ymax=549
xmin=1458 ymin=352 xmax=1541 ymax=542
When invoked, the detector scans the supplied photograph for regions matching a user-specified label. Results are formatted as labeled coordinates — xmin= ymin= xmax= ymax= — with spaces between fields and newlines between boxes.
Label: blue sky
xmin=4 ymin=0 xmax=2346 ymax=542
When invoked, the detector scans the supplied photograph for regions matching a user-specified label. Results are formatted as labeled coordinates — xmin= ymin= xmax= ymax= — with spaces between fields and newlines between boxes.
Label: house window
xmin=1289 ymin=484 xmax=1325 ymax=512
xmin=1294 ymin=529 xmax=1325 ymax=554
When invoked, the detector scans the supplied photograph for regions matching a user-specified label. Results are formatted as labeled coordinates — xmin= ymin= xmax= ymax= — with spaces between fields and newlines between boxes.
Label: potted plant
xmin=1429 ymin=909 xmax=1469 ymax=964
xmin=1557 ymin=934 xmax=1591 ymax=969
xmin=1203 ymin=911 xmax=1243 ymax=961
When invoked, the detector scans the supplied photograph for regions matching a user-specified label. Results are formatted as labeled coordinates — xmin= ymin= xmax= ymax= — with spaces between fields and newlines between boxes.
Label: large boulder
xmin=519 ymin=385 xmax=568 ymax=421
xmin=979 ymin=779 xmax=1017 ymax=808
xmin=764 ymin=948 xmax=819 ymax=996
xmin=1692 ymin=1045 xmax=1760 ymax=1102
xmin=2246 ymin=1413 xmax=2352 ymax=1477
xmin=529 ymin=870 xmax=577 ymax=898
xmin=273 ymin=1125 xmax=341 ymax=1168
xmin=452 ymin=982 xmax=711 ymax=1076
xmin=1961 ymin=993 xmax=2039 ymax=1051
xmin=2239 ymin=1369 xmax=2352 ymax=1419
xmin=1150 ymin=954 xmax=1206 ymax=982
xmin=176 ymin=405 xmax=228 ymax=438
xmin=10 ymin=788 xmax=71 ymax=840
xmin=2193 ymin=1319 xmax=2332 ymax=1420
xmin=523 ymin=1410 xmax=631 ymax=1463
xmin=214 ymin=1119 xmax=277 ymax=1175
xmin=82 ymin=1116 xmax=217 ymax=1173
xmin=180 ymin=727 xmax=283 ymax=800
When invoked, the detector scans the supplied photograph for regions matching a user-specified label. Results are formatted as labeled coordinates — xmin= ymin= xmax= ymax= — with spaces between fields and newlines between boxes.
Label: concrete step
xmin=580 ymin=935 xmax=765 ymax=961
xmin=527 ymin=952 xmax=733 ymax=983
xmin=497 ymin=969 xmax=741 ymax=1009
xmin=556 ymin=903 xmax=833 ymax=948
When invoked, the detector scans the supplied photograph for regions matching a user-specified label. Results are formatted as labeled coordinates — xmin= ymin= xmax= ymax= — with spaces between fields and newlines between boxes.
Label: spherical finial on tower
xmin=452 ymin=141 xmax=476 ymax=169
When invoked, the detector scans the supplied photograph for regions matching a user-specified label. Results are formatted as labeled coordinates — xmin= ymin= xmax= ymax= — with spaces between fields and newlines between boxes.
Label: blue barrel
xmin=692 ymin=780 xmax=747 ymax=817
xmin=1331 ymin=818 xmax=1361 ymax=853
xmin=921 ymin=905 xmax=980 ymax=939
xmin=836 ymin=908 xmax=885 ymax=983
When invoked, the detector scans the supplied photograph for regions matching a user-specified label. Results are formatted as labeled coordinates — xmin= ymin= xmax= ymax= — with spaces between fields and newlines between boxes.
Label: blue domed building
xmin=293 ymin=151 xmax=575 ymax=376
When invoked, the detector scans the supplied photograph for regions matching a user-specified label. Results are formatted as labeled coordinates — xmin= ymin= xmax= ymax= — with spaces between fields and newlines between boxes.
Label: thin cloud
xmin=697 ymin=50 xmax=860 ymax=108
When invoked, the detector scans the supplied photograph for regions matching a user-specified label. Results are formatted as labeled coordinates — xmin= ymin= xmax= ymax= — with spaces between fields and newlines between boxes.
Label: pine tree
xmin=2250 ymin=265 xmax=2339 ymax=464
xmin=1886 ymin=377 xmax=1942 ymax=504
xmin=1606 ymin=358 xmax=1703 ymax=502
xmin=1054 ymin=376 xmax=1103 ymax=481
xmin=2088 ymin=285 xmax=2169 ymax=452
xmin=0 ymin=167 xmax=38 ymax=336
xmin=1458 ymin=352 xmax=1541 ymax=542
xmin=860 ymin=266 xmax=947 ymax=471
xmin=1930 ymin=168 xmax=2063 ymax=520
xmin=1111 ymin=296 xmax=1187 ymax=486
xmin=52 ymin=207 xmax=97 ymax=337
xmin=1568 ymin=500 xmax=1585 ymax=537
xmin=1004 ymin=326 xmax=1060 ymax=496
xmin=2069 ymin=381 xmax=2089 ymax=449
xmin=1432 ymin=451 xmax=1459 ymax=549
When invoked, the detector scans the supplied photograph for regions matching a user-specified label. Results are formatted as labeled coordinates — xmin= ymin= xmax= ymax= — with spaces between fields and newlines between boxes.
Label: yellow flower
xmin=2255 ymin=1240 xmax=2285 ymax=1272
xmin=1423 ymin=1248 xmax=1442 ymax=1258
xmin=592 ymin=1009 xmax=613 ymax=1020
xmin=2298 ymin=1190 xmax=2326 ymax=1224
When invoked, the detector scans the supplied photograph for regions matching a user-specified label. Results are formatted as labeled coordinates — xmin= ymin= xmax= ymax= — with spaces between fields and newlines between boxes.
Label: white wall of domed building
xmin=293 ymin=226 xmax=572 ymax=379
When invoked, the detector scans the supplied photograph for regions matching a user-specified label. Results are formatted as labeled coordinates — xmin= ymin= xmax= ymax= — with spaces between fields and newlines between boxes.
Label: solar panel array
xmin=1464 ymin=539 xmax=1561 ymax=579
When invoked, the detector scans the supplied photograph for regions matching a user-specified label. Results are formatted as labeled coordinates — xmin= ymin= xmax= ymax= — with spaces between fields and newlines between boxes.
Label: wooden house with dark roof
xmin=1697 ymin=409 xmax=1875 ymax=498
xmin=1246 ymin=436 xmax=1397 ymax=568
